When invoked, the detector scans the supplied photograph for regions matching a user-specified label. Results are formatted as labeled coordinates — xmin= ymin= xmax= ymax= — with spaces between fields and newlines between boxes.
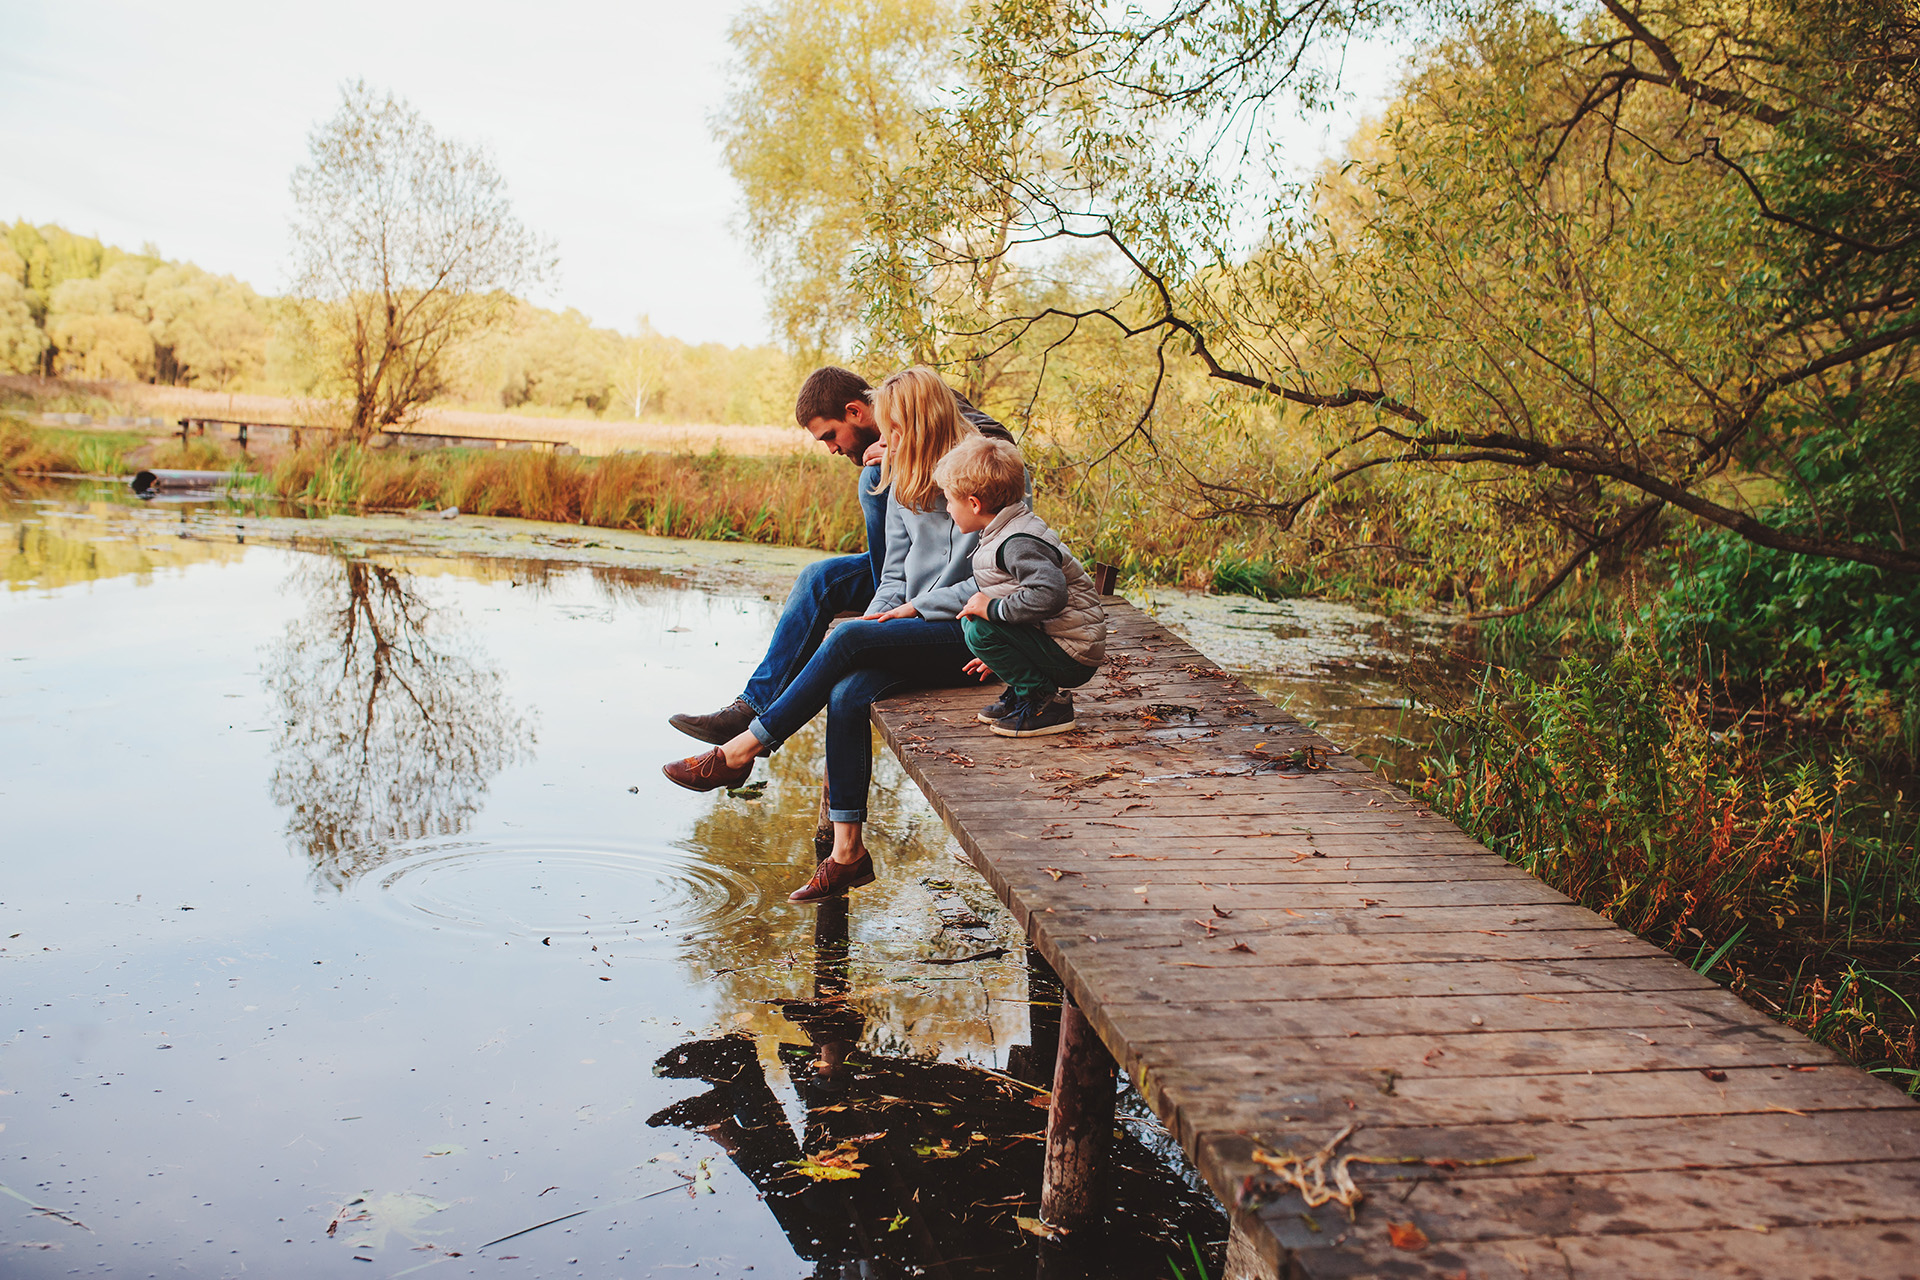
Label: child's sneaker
xmin=977 ymin=689 xmax=1019 ymax=723
xmin=990 ymin=693 xmax=1077 ymax=738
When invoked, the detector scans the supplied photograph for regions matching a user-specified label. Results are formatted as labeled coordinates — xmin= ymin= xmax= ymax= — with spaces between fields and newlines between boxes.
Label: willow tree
xmin=875 ymin=0 xmax=1920 ymax=606
xmin=289 ymin=83 xmax=552 ymax=439
xmin=714 ymin=0 xmax=967 ymax=364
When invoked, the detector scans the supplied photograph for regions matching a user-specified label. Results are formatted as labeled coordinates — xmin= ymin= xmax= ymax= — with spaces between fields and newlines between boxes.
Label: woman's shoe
xmin=788 ymin=852 xmax=876 ymax=902
xmin=662 ymin=747 xmax=755 ymax=792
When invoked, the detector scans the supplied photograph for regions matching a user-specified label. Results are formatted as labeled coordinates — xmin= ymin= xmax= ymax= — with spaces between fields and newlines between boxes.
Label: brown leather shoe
xmin=788 ymin=852 xmax=876 ymax=903
xmin=669 ymin=698 xmax=756 ymax=746
xmin=661 ymin=747 xmax=755 ymax=793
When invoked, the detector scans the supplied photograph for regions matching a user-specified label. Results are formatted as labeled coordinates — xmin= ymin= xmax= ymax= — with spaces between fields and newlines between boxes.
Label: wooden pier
xmin=872 ymin=600 xmax=1920 ymax=1278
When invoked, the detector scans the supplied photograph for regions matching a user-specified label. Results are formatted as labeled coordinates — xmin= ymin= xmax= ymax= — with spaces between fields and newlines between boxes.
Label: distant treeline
xmin=0 ymin=221 xmax=794 ymax=424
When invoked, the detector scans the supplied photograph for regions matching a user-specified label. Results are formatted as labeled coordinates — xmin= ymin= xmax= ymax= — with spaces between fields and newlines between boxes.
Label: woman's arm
xmin=863 ymin=494 xmax=912 ymax=616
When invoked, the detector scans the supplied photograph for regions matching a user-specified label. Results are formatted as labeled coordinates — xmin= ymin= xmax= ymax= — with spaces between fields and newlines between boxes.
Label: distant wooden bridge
xmin=173 ymin=415 xmax=575 ymax=454
xmin=873 ymin=600 xmax=1920 ymax=1278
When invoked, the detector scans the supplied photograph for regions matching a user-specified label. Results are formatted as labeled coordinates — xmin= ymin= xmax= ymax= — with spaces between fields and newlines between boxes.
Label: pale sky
xmin=0 ymin=2 xmax=1405 ymax=351
xmin=0 ymin=0 xmax=773 ymax=346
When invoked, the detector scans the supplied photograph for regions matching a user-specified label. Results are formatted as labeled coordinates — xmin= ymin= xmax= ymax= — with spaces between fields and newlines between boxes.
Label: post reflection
xmin=264 ymin=555 xmax=534 ymax=886
xmin=648 ymin=893 xmax=1225 ymax=1278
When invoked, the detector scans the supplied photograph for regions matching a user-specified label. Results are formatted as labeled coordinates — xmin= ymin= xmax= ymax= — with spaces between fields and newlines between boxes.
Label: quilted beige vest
xmin=971 ymin=504 xmax=1107 ymax=667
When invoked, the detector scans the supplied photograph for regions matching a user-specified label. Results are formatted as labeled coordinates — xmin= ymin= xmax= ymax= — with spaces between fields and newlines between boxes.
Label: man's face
xmin=803 ymin=400 xmax=881 ymax=464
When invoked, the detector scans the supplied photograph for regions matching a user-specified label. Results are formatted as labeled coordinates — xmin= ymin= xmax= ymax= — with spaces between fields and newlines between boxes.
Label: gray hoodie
xmin=866 ymin=400 xmax=1018 ymax=620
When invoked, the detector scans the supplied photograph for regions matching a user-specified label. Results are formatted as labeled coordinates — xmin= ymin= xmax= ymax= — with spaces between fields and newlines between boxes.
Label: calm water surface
xmin=2 ymin=483 xmax=1461 ymax=1279
xmin=2 ymin=485 xmax=1231 ymax=1279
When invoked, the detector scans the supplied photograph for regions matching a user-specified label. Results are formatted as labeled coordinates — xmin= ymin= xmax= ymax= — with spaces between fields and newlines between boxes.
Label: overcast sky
xmin=0 ymin=0 xmax=772 ymax=346
xmin=1 ymin=2 xmax=1403 ymax=351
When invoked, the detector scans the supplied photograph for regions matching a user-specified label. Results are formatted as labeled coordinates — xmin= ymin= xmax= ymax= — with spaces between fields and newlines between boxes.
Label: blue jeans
xmin=739 ymin=464 xmax=890 ymax=715
xmin=747 ymin=617 xmax=972 ymax=822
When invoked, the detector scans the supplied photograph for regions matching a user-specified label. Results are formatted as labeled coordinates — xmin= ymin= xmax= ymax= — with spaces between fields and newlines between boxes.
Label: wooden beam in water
xmin=1040 ymin=995 xmax=1116 ymax=1232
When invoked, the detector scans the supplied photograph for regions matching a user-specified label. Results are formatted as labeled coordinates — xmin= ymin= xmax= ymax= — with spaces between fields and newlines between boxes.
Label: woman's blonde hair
xmin=872 ymin=366 xmax=975 ymax=511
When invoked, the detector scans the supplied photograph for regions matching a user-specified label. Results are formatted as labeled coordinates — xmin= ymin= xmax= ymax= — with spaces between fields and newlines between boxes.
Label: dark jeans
xmin=747 ymin=617 xmax=972 ymax=822
xmin=962 ymin=617 xmax=1099 ymax=701
xmin=740 ymin=464 xmax=890 ymax=715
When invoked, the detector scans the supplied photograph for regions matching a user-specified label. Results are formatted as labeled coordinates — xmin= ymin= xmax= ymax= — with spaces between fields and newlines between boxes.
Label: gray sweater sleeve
xmin=866 ymin=495 xmax=912 ymax=615
xmin=986 ymin=536 xmax=1067 ymax=624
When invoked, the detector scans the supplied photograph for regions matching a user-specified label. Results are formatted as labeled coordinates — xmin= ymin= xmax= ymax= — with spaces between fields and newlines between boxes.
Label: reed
xmin=266 ymin=443 xmax=870 ymax=552
xmin=1419 ymin=631 xmax=1920 ymax=1085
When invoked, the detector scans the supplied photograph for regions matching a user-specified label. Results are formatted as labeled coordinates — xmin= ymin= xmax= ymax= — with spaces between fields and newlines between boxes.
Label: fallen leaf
xmin=1228 ymin=942 xmax=1256 ymax=954
xmin=1014 ymin=1216 xmax=1064 ymax=1240
xmin=1387 ymin=1222 xmax=1429 ymax=1251
xmin=790 ymin=1142 xmax=869 ymax=1181
xmin=1211 ymin=904 xmax=1233 ymax=918
xmin=1041 ymin=867 xmax=1079 ymax=881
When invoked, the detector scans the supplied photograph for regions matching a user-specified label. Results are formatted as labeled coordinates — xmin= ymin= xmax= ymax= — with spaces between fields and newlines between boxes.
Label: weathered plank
xmin=870 ymin=599 xmax=1920 ymax=1277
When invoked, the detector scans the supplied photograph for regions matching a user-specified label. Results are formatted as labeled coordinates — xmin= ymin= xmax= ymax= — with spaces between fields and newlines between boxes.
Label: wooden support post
xmin=1040 ymin=994 xmax=1115 ymax=1231
xmin=1009 ymin=945 xmax=1062 ymax=1086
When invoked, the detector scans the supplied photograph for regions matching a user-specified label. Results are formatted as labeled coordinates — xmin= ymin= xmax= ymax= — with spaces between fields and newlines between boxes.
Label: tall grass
xmin=1419 ymin=631 xmax=1920 ymax=1085
xmin=268 ymin=444 xmax=869 ymax=552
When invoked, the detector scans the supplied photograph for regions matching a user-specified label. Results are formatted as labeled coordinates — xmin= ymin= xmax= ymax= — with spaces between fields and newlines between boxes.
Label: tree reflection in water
xmin=265 ymin=555 xmax=533 ymax=887
xmin=650 ymin=898 xmax=1227 ymax=1278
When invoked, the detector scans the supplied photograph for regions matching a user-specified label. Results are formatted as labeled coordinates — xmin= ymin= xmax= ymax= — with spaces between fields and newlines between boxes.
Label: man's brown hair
xmin=794 ymin=366 xmax=873 ymax=427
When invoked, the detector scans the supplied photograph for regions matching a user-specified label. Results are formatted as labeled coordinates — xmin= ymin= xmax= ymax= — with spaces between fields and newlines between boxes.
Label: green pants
xmin=961 ymin=617 xmax=1099 ymax=700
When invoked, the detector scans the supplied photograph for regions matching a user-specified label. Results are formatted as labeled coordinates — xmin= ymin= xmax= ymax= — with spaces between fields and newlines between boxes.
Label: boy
xmin=933 ymin=435 xmax=1107 ymax=737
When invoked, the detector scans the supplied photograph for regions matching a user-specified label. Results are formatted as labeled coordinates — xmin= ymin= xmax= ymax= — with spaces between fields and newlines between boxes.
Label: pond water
xmin=0 ymin=483 xmax=1460 ymax=1279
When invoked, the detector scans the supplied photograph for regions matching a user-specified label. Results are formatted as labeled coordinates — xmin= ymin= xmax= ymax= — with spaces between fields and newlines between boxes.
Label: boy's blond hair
xmin=932 ymin=434 xmax=1026 ymax=512
xmin=872 ymin=366 xmax=975 ymax=511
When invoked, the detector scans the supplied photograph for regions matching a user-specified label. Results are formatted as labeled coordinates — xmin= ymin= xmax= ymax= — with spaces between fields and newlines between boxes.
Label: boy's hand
xmin=957 ymin=592 xmax=991 ymax=620
xmin=963 ymin=658 xmax=995 ymax=681
xmin=864 ymin=602 xmax=919 ymax=621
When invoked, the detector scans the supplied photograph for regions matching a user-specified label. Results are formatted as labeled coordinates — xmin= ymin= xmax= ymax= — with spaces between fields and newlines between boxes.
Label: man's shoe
xmin=976 ymin=690 xmax=1020 ymax=724
xmin=669 ymin=698 xmax=756 ymax=745
xmin=788 ymin=852 xmax=876 ymax=903
xmin=990 ymin=694 xmax=1077 ymax=738
xmin=662 ymin=747 xmax=755 ymax=792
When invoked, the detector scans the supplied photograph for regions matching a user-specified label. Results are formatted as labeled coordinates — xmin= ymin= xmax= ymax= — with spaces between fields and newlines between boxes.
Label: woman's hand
xmin=962 ymin=658 xmax=995 ymax=682
xmin=957 ymin=592 xmax=991 ymax=621
xmin=862 ymin=440 xmax=887 ymax=466
xmin=864 ymin=602 xmax=919 ymax=621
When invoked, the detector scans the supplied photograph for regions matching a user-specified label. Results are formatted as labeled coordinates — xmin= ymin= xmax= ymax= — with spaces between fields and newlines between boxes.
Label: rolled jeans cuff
xmin=827 ymin=807 xmax=866 ymax=824
xmin=748 ymin=716 xmax=779 ymax=749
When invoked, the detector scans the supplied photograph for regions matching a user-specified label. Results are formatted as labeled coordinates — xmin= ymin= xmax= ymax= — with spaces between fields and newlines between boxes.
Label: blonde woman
xmin=663 ymin=367 xmax=1019 ymax=902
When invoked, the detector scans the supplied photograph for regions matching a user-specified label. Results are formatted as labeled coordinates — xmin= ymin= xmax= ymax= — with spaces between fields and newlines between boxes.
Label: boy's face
xmin=945 ymin=490 xmax=993 ymax=534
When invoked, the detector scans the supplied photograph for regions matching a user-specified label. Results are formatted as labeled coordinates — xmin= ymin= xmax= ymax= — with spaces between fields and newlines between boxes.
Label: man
xmin=667 ymin=366 xmax=1010 ymax=748
xmin=666 ymin=366 xmax=889 ymax=746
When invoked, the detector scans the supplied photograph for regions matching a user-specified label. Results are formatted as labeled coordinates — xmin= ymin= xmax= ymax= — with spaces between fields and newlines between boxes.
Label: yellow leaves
xmin=790 ymin=1140 xmax=872 ymax=1181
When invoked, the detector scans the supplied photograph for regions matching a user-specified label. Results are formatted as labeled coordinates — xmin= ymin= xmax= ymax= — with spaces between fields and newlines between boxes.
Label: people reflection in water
xmin=264 ymin=556 xmax=533 ymax=886
xmin=648 ymin=900 xmax=1222 ymax=1278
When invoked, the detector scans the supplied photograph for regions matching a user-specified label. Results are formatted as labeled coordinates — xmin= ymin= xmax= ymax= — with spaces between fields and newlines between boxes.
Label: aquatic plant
xmin=1420 ymin=632 xmax=1920 ymax=1086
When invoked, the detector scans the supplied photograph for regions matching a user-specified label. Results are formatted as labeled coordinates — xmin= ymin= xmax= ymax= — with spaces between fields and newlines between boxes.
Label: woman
xmin=662 ymin=367 xmax=1005 ymax=902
